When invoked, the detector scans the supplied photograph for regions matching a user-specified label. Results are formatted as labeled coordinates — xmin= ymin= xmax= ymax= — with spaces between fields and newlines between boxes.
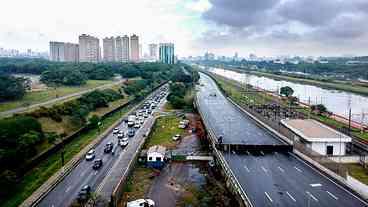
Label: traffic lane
xmin=96 ymin=98 xmax=167 ymax=197
xmin=197 ymin=74 xmax=282 ymax=145
xmin=38 ymin=123 xmax=129 ymax=207
xmin=223 ymin=152 xmax=367 ymax=207
xmin=38 ymin=87 xmax=167 ymax=206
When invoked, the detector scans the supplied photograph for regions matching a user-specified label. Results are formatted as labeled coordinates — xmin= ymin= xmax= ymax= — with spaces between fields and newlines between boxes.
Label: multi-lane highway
xmin=38 ymin=86 xmax=168 ymax=207
xmin=197 ymin=73 xmax=368 ymax=207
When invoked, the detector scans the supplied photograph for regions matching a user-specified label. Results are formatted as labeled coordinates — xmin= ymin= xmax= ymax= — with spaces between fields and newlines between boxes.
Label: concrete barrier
xmin=195 ymin=96 xmax=253 ymax=207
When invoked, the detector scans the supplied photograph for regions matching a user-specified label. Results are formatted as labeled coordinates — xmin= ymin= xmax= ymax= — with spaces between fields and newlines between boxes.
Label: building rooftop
xmin=281 ymin=119 xmax=351 ymax=143
xmin=147 ymin=145 xmax=166 ymax=155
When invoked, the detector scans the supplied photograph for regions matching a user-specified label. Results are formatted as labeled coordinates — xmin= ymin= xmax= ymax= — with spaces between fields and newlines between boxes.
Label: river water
xmin=210 ymin=67 xmax=368 ymax=123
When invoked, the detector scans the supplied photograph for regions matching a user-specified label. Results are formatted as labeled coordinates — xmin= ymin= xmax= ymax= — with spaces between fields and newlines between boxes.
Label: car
xmin=104 ymin=142 xmax=113 ymax=153
xmin=134 ymin=123 xmax=140 ymax=128
xmin=128 ymin=130 xmax=135 ymax=137
xmin=119 ymin=139 xmax=129 ymax=148
xmin=113 ymin=128 xmax=119 ymax=134
xmin=147 ymin=109 xmax=152 ymax=114
xmin=85 ymin=149 xmax=95 ymax=161
xmin=139 ymin=118 xmax=144 ymax=124
xmin=127 ymin=199 xmax=155 ymax=207
xmin=143 ymin=113 xmax=149 ymax=118
xmin=172 ymin=134 xmax=181 ymax=141
xmin=117 ymin=132 xmax=124 ymax=139
xmin=92 ymin=159 xmax=103 ymax=170
xmin=77 ymin=185 xmax=91 ymax=202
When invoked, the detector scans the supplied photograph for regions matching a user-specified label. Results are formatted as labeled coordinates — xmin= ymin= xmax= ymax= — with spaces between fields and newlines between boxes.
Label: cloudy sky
xmin=0 ymin=0 xmax=367 ymax=57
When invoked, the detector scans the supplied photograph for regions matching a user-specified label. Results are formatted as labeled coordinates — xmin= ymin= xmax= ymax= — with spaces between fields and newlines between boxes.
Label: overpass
xmin=196 ymin=72 xmax=368 ymax=207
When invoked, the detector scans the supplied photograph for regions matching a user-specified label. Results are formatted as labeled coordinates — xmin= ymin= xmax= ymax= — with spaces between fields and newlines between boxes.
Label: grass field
xmin=1 ymin=102 xmax=133 ymax=207
xmin=145 ymin=115 xmax=185 ymax=149
xmin=121 ymin=166 xmax=155 ymax=204
xmin=346 ymin=164 xmax=368 ymax=185
xmin=0 ymin=80 xmax=114 ymax=113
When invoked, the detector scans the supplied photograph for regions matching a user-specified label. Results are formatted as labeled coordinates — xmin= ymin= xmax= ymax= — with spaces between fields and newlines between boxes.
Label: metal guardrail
xmin=195 ymin=96 xmax=254 ymax=207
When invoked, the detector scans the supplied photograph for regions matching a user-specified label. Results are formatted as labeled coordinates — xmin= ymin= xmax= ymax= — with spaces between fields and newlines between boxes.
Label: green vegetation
xmin=167 ymin=66 xmax=199 ymax=109
xmin=0 ymin=79 xmax=113 ymax=113
xmin=0 ymin=74 xmax=30 ymax=101
xmin=0 ymin=61 xmax=197 ymax=206
xmin=27 ymin=88 xmax=123 ymax=126
xmin=122 ymin=167 xmax=155 ymax=203
xmin=248 ymin=70 xmax=368 ymax=96
xmin=209 ymin=72 xmax=368 ymax=141
xmin=280 ymin=86 xmax=294 ymax=97
xmin=346 ymin=164 xmax=368 ymax=185
xmin=145 ymin=115 xmax=185 ymax=149
xmin=1 ymin=104 xmax=133 ymax=207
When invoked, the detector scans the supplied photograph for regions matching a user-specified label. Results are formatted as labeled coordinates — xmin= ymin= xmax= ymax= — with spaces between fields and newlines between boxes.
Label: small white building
xmin=281 ymin=119 xmax=351 ymax=156
xmin=147 ymin=145 xmax=166 ymax=168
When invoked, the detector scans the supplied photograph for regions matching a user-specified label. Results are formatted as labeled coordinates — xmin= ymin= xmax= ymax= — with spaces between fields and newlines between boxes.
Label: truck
xmin=128 ymin=115 xmax=136 ymax=127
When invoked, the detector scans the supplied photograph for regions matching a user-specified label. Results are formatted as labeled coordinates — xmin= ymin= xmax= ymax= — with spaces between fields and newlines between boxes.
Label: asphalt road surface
xmin=197 ymin=73 xmax=368 ymax=207
xmin=38 ymin=86 xmax=167 ymax=207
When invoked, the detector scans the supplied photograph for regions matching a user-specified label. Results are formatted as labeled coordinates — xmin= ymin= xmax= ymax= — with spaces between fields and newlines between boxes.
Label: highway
xmin=38 ymin=86 xmax=167 ymax=207
xmin=197 ymin=73 xmax=368 ymax=207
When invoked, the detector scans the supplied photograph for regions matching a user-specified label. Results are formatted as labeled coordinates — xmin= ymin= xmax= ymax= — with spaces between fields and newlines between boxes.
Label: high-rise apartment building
xmin=79 ymin=34 xmax=100 ymax=63
xmin=149 ymin=43 xmax=158 ymax=60
xmin=122 ymin=35 xmax=130 ymax=62
xmin=49 ymin=41 xmax=79 ymax=62
xmin=103 ymin=37 xmax=116 ymax=62
xmin=115 ymin=36 xmax=123 ymax=62
xmin=130 ymin=34 xmax=139 ymax=62
xmin=159 ymin=43 xmax=175 ymax=64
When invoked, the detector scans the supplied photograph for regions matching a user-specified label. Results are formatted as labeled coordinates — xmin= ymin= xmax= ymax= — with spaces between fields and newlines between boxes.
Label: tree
xmin=311 ymin=104 xmax=328 ymax=115
xmin=280 ymin=86 xmax=294 ymax=97
xmin=0 ymin=74 xmax=29 ymax=101
xmin=88 ymin=115 xmax=100 ymax=129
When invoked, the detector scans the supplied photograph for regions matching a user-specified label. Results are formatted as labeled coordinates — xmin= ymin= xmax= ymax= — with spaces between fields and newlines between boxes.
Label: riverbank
xmin=229 ymin=68 xmax=368 ymax=97
xmin=205 ymin=70 xmax=368 ymax=142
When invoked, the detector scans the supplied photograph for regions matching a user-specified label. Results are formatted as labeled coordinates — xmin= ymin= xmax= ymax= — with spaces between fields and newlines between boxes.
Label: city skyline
xmin=1 ymin=0 xmax=368 ymax=57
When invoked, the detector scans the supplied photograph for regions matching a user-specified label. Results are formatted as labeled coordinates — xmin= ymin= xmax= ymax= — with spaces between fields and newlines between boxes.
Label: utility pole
xmin=348 ymin=94 xmax=352 ymax=135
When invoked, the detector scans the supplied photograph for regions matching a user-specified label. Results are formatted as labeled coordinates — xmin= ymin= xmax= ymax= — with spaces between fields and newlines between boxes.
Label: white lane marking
xmin=261 ymin=166 xmax=268 ymax=173
xmin=291 ymin=153 xmax=368 ymax=205
xmin=294 ymin=166 xmax=302 ymax=173
xmin=244 ymin=165 xmax=250 ymax=172
xmin=278 ymin=166 xmax=285 ymax=173
xmin=310 ymin=183 xmax=322 ymax=187
xmin=65 ymin=186 xmax=71 ymax=193
xmin=286 ymin=191 xmax=296 ymax=202
xmin=306 ymin=191 xmax=319 ymax=202
xmin=265 ymin=192 xmax=273 ymax=203
xmin=326 ymin=191 xmax=338 ymax=200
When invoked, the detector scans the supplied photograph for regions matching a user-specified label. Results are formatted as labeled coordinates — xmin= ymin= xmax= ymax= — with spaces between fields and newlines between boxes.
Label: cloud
xmin=198 ymin=0 xmax=368 ymax=56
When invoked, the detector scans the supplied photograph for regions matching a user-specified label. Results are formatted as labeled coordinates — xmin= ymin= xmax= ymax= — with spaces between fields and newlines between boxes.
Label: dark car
xmin=93 ymin=159 xmax=103 ymax=170
xmin=77 ymin=185 xmax=91 ymax=202
xmin=127 ymin=130 xmax=135 ymax=137
xmin=104 ymin=142 xmax=113 ymax=153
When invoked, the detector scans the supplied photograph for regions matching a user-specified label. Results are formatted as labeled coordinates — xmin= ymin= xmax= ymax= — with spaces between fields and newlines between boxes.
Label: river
xmin=210 ymin=67 xmax=368 ymax=124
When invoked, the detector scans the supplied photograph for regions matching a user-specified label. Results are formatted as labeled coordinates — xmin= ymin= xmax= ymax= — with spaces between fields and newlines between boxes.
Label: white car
xmin=119 ymin=138 xmax=129 ymax=147
xmin=127 ymin=199 xmax=155 ymax=207
xmin=113 ymin=128 xmax=119 ymax=134
xmin=172 ymin=134 xmax=181 ymax=141
xmin=117 ymin=132 xmax=124 ymax=139
xmin=85 ymin=149 xmax=95 ymax=161
xmin=134 ymin=123 xmax=140 ymax=128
